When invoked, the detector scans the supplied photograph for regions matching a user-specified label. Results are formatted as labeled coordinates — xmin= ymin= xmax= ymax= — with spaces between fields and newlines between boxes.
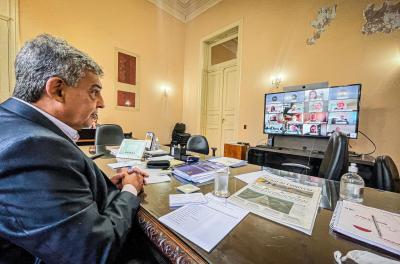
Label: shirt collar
xmin=12 ymin=97 xmax=80 ymax=142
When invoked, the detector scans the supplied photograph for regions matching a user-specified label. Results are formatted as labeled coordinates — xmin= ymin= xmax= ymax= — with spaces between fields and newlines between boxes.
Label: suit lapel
xmin=0 ymin=98 xmax=75 ymax=144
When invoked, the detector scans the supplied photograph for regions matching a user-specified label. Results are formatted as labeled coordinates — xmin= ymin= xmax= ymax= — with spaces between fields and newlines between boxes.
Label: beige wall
xmin=19 ymin=0 xmax=185 ymax=144
xmin=182 ymin=0 xmax=400 ymax=165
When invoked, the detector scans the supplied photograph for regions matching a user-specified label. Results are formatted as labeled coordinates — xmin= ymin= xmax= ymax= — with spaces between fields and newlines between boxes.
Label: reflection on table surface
xmin=85 ymin=147 xmax=400 ymax=263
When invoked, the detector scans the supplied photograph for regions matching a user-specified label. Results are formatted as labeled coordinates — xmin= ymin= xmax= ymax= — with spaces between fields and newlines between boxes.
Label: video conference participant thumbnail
xmin=303 ymin=124 xmax=327 ymax=136
xmin=305 ymin=88 xmax=329 ymax=101
xmin=328 ymin=99 xmax=358 ymax=112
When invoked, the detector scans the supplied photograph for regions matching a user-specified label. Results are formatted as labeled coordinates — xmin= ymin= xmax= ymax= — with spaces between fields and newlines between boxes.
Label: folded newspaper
xmin=228 ymin=174 xmax=321 ymax=235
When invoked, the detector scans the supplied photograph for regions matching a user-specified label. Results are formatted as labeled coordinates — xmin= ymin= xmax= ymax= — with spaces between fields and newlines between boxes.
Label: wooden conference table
xmin=87 ymin=148 xmax=400 ymax=263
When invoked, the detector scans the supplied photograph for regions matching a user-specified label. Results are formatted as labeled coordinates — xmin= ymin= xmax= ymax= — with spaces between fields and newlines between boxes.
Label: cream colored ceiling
xmin=147 ymin=0 xmax=222 ymax=22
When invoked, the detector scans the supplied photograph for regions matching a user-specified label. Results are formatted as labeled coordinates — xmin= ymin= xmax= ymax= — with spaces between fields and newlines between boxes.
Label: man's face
xmin=62 ymin=72 xmax=104 ymax=130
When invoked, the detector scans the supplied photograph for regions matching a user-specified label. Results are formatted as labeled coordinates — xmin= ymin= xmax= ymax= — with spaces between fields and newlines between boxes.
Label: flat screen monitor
xmin=263 ymin=84 xmax=361 ymax=139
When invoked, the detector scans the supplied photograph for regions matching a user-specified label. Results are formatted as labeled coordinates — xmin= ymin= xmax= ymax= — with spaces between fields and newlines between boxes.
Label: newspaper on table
xmin=228 ymin=174 xmax=321 ymax=235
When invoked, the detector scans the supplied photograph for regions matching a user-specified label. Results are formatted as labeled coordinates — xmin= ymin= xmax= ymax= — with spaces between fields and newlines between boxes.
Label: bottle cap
xmin=348 ymin=163 xmax=358 ymax=173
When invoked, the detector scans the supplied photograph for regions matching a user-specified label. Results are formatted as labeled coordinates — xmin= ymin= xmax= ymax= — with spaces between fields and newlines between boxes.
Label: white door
xmin=221 ymin=65 xmax=239 ymax=149
xmin=0 ymin=19 xmax=10 ymax=102
xmin=205 ymin=65 xmax=238 ymax=155
xmin=205 ymin=69 xmax=223 ymax=153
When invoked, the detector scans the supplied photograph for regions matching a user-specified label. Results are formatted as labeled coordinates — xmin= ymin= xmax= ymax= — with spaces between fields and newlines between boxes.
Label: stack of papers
xmin=147 ymin=155 xmax=174 ymax=161
xmin=107 ymin=160 xmax=143 ymax=169
xmin=331 ymin=201 xmax=400 ymax=256
xmin=169 ymin=193 xmax=207 ymax=207
xmin=159 ymin=193 xmax=248 ymax=252
xmin=142 ymin=168 xmax=171 ymax=184
xmin=228 ymin=175 xmax=321 ymax=235
xmin=209 ymin=157 xmax=247 ymax=168
xmin=173 ymin=161 xmax=226 ymax=183
xmin=234 ymin=170 xmax=270 ymax=184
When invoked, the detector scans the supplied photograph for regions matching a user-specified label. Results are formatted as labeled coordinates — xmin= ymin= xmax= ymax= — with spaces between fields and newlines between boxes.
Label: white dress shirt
xmin=12 ymin=97 xmax=137 ymax=196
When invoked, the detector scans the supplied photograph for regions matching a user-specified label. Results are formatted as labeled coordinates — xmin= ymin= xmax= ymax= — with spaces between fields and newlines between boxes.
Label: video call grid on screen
xmin=263 ymin=84 xmax=361 ymax=139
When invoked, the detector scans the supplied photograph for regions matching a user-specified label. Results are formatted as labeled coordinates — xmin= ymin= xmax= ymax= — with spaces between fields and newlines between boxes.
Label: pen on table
xmin=371 ymin=214 xmax=382 ymax=238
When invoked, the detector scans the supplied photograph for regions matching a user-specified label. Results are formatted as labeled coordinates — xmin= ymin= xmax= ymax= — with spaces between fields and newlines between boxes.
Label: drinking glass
xmin=213 ymin=167 xmax=230 ymax=197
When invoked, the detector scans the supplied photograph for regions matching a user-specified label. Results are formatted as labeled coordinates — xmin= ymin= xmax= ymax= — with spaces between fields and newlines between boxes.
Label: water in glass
xmin=214 ymin=167 xmax=230 ymax=197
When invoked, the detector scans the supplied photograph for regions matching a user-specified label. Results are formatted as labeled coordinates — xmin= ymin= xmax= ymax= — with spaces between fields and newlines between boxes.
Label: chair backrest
xmin=186 ymin=135 xmax=209 ymax=155
xmin=171 ymin=123 xmax=191 ymax=146
xmin=95 ymin=124 xmax=125 ymax=146
xmin=373 ymin=155 xmax=400 ymax=193
xmin=173 ymin=123 xmax=186 ymax=134
xmin=318 ymin=132 xmax=349 ymax=181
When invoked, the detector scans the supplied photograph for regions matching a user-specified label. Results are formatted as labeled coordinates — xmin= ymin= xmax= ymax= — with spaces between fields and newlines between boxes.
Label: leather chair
xmin=186 ymin=135 xmax=217 ymax=156
xmin=373 ymin=155 xmax=400 ymax=193
xmin=94 ymin=124 xmax=125 ymax=158
xmin=317 ymin=132 xmax=349 ymax=181
xmin=171 ymin=123 xmax=191 ymax=146
xmin=281 ymin=132 xmax=349 ymax=181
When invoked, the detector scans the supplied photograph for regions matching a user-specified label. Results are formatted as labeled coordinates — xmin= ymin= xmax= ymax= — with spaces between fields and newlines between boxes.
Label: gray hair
xmin=13 ymin=34 xmax=103 ymax=103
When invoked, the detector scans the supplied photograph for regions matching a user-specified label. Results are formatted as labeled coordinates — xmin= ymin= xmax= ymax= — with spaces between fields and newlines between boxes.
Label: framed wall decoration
xmin=115 ymin=48 xmax=140 ymax=111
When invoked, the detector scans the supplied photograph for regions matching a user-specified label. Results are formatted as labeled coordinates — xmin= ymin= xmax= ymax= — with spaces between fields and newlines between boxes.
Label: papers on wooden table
xmin=159 ymin=193 xmax=248 ymax=252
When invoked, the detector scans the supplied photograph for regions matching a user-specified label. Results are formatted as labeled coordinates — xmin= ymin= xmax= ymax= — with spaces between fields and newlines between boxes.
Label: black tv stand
xmin=247 ymin=146 xmax=375 ymax=185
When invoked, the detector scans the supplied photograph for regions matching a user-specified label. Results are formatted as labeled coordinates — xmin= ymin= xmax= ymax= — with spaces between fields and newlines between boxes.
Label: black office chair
xmin=373 ymin=155 xmax=400 ymax=193
xmin=186 ymin=135 xmax=217 ymax=156
xmin=317 ymin=132 xmax=349 ymax=181
xmin=94 ymin=124 xmax=125 ymax=158
xmin=171 ymin=123 xmax=191 ymax=146
xmin=281 ymin=132 xmax=349 ymax=181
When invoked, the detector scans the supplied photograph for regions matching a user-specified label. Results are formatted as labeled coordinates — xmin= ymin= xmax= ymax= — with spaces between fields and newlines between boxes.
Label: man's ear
xmin=45 ymin=77 xmax=66 ymax=103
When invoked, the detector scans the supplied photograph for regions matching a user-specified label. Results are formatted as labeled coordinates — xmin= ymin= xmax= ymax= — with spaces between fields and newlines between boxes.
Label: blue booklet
xmin=173 ymin=161 xmax=226 ymax=183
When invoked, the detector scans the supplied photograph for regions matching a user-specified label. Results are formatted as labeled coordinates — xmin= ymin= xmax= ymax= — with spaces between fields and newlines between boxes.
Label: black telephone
xmin=147 ymin=160 xmax=170 ymax=169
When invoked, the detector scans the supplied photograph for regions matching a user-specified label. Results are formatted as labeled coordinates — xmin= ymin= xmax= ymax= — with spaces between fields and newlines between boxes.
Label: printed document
xmin=159 ymin=193 xmax=248 ymax=252
xmin=169 ymin=193 xmax=207 ymax=207
xmin=228 ymin=175 xmax=321 ymax=235
xmin=234 ymin=170 xmax=270 ymax=184
xmin=331 ymin=201 xmax=400 ymax=256
xmin=107 ymin=160 xmax=143 ymax=169
xmin=142 ymin=168 xmax=171 ymax=184
xmin=209 ymin=157 xmax=247 ymax=167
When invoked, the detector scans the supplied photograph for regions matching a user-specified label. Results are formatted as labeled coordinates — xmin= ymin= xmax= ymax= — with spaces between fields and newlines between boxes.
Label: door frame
xmin=0 ymin=0 xmax=19 ymax=102
xmin=199 ymin=20 xmax=243 ymax=143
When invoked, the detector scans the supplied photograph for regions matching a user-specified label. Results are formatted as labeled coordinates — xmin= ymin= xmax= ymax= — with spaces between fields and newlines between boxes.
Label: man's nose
xmin=97 ymin=94 xmax=105 ymax=109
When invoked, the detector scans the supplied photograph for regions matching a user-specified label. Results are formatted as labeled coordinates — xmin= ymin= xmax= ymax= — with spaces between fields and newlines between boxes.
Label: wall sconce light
xmin=161 ymin=84 xmax=171 ymax=97
xmin=271 ymin=75 xmax=283 ymax=89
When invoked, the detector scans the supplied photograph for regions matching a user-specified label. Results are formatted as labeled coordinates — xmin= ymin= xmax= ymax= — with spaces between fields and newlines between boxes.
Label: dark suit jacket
xmin=0 ymin=98 xmax=140 ymax=264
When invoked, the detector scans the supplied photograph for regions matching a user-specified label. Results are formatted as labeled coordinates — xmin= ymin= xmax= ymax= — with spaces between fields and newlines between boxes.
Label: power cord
xmin=357 ymin=130 xmax=376 ymax=156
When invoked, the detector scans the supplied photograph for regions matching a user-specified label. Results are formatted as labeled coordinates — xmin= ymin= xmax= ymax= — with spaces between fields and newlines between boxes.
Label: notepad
xmin=331 ymin=200 xmax=400 ymax=256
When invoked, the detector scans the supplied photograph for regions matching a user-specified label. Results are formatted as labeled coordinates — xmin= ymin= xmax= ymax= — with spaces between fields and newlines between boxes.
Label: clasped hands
xmin=111 ymin=167 xmax=149 ymax=193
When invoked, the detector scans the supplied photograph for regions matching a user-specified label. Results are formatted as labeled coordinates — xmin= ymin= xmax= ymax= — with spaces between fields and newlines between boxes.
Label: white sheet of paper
xmin=234 ymin=171 xmax=269 ymax=184
xmin=142 ymin=169 xmax=171 ymax=184
xmin=169 ymin=193 xmax=207 ymax=207
xmin=145 ymin=149 xmax=169 ymax=155
xmin=147 ymin=155 xmax=174 ymax=161
xmin=107 ymin=160 xmax=143 ymax=169
xmin=159 ymin=193 xmax=248 ymax=252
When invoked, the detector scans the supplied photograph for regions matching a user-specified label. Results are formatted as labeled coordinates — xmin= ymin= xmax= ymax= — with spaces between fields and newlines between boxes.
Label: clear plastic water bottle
xmin=340 ymin=163 xmax=365 ymax=203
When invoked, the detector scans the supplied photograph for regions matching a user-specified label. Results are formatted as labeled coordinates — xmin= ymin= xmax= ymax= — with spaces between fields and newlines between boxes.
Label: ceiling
xmin=147 ymin=0 xmax=222 ymax=22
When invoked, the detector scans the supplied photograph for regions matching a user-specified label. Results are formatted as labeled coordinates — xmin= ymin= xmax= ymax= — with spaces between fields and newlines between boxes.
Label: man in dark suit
xmin=0 ymin=34 xmax=156 ymax=263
